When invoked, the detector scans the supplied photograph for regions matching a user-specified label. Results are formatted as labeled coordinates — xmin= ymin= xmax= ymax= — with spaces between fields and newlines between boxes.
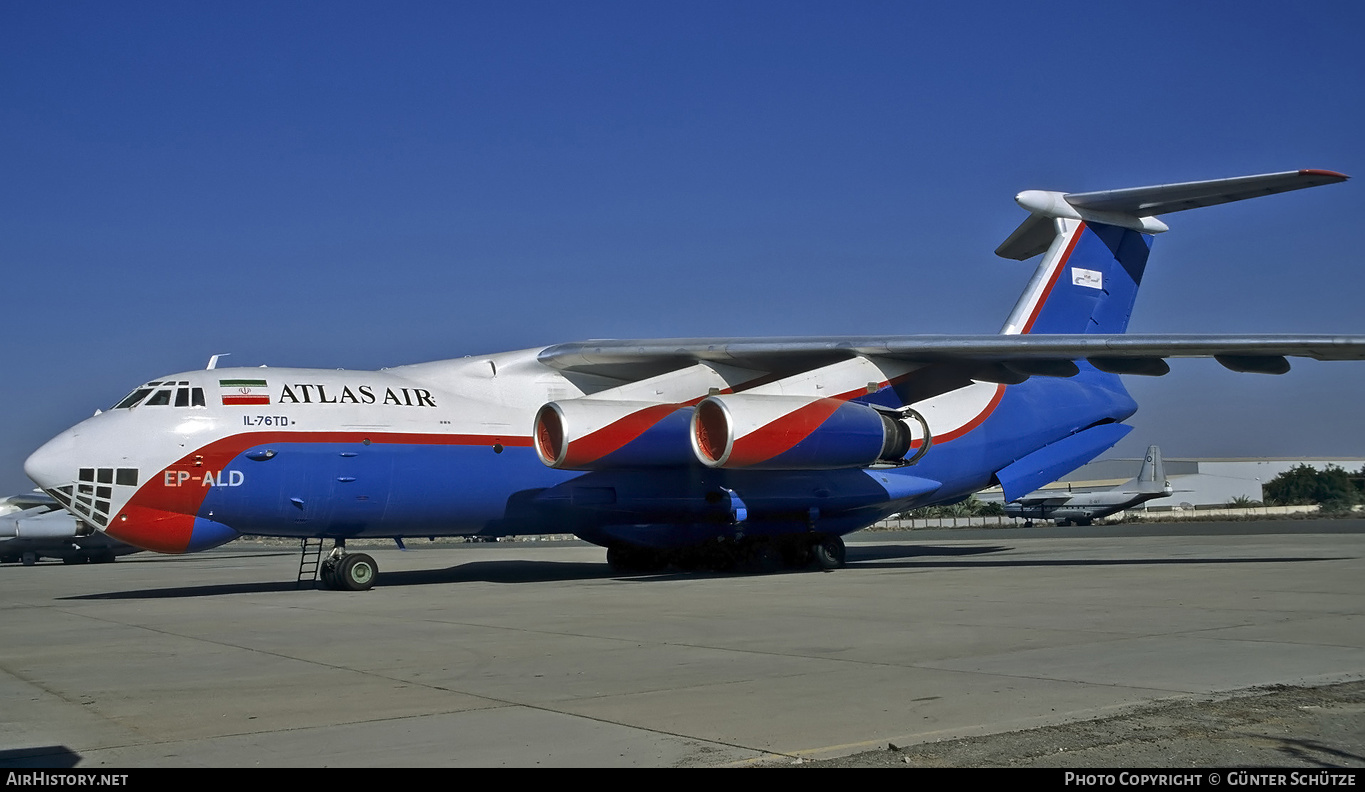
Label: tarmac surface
xmin=1 ymin=519 xmax=1362 ymax=768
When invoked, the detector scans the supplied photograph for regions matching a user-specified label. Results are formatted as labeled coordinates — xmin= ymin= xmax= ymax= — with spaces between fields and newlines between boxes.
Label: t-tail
xmin=995 ymin=170 xmax=1348 ymax=336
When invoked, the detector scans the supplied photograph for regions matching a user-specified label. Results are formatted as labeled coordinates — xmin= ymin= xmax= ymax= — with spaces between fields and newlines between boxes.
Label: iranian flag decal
xmin=220 ymin=379 xmax=270 ymax=406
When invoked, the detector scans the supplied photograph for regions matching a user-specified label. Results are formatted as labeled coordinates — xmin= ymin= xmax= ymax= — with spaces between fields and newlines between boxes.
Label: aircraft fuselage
xmin=24 ymin=350 xmax=1137 ymax=555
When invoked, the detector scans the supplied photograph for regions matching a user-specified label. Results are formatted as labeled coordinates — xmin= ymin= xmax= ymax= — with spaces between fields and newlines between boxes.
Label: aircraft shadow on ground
xmin=0 ymin=745 xmax=81 ymax=768
xmin=59 ymin=543 xmax=1347 ymax=599
xmin=1272 ymin=736 xmax=1365 ymax=767
xmin=847 ymin=544 xmax=1349 ymax=570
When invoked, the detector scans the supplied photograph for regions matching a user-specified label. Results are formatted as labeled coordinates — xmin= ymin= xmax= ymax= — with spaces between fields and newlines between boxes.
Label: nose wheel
xmin=318 ymin=543 xmax=377 ymax=591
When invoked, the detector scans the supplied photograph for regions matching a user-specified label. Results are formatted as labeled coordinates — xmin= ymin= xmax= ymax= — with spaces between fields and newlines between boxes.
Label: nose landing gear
xmin=313 ymin=539 xmax=377 ymax=591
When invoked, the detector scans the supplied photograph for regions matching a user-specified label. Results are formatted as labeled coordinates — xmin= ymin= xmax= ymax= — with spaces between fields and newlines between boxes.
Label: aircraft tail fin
xmin=997 ymin=170 xmax=1348 ymax=336
xmin=1129 ymin=445 xmax=1168 ymax=494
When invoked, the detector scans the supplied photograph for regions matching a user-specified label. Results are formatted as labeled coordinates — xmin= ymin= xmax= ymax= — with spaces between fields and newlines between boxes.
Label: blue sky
xmin=3 ymin=1 xmax=1364 ymax=494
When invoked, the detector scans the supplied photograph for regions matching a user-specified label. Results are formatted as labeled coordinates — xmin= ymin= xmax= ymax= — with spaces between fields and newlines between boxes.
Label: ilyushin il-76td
xmin=20 ymin=170 xmax=1364 ymax=590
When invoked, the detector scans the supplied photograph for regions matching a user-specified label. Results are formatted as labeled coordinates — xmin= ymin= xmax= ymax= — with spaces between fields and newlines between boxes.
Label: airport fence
xmin=871 ymin=503 xmax=1328 ymax=530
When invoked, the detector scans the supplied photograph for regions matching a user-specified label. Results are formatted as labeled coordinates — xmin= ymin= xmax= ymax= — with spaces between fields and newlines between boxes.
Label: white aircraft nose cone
xmin=24 ymin=429 xmax=78 ymax=489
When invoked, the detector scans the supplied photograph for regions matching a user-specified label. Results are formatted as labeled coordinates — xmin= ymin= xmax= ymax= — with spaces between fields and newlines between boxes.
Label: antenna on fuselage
xmin=206 ymin=353 xmax=231 ymax=370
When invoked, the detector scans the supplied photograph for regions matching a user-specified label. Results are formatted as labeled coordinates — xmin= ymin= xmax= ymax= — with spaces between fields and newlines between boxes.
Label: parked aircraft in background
xmin=1005 ymin=445 xmax=1172 ymax=526
xmin=0 ymin=493 xmax=139 ymax=565
xmin=22 ymin=170 xmax=1364 ymax=590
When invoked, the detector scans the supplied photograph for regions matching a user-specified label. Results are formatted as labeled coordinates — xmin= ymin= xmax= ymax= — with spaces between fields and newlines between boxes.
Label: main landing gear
xmin=810 ymin=535 xmax=846 ymax=570
xmin=315 ymin=540 xmax=377 ymax=591
xmin=606 ymin=534 xmax=847 ymax=575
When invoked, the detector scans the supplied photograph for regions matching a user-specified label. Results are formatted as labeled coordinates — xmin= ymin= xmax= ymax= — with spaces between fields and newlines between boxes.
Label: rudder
xmin=1000 ymin=219 xmax=1152 ymax=336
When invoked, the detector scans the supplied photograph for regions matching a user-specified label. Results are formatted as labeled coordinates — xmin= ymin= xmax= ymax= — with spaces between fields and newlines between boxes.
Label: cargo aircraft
xmin=1 ymin=492 xmax=139 ymax=565
xmin=23 ymin=170 xmax=1364 ymax=590
xmin=1004 ymin=445 xmax=1172 ymax=526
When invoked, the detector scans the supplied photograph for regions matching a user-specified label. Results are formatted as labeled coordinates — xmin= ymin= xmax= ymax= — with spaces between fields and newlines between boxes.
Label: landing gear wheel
xmin=335 ymin=553 xmax=377 ymax=591
xmin=62 ymin=555 xmax=89 ymax=565
xmin=605 ymin=545 xmax=630 ymax=573
xmin=705 ymin=544 xmax=737 ymax=573
xmin=319 ymin=557 xmax=339 ymax=590
xmin=22 ymin=552 xmax=37 ymax=567
xmin=780 ymin=539 xmax=813 ymax=569
xmin=606 ymin=545 xmax=665 ymax=574
xmin=747 ymin=543 xmax=783 ymax=574
xmin=811 ymin=536 xmax=846 ymax=570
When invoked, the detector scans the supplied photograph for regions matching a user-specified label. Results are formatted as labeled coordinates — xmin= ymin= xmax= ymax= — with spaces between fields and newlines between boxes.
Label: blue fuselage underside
xmin=198 ymin=368 xmax=1136 ymax=548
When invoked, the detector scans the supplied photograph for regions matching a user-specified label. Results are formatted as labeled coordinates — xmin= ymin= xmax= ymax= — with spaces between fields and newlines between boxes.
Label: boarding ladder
xmin=297 ymin=537 xmax=324 ymax=589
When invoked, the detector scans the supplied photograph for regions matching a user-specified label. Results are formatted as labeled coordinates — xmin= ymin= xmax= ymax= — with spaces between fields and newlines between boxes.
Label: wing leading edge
xmin=538 ymin=334 xmax=1365 ymax=381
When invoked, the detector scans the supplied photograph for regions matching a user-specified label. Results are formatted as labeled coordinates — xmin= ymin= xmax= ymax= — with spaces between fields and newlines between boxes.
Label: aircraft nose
xmin=24 ymin=428 xmax=79 ymax=490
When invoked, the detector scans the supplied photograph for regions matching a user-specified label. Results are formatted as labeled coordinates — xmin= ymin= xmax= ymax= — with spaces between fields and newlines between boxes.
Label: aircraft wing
xmin=539 ymin=334 xmax=1365 ymax=383
xmin=0 ymin=491 xmax=60 ymax=511
xmin=1010 ymin=494 xmax=1073 ymax=506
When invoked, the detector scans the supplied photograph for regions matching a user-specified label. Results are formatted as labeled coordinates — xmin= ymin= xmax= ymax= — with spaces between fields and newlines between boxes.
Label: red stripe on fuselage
xmin=907 ymin=383 xmax=1005 ymax=448
xmin=1020 ymin=221 xmax=1086 ymax=335
xmin=107 ymin=431 xmax=530 ymax=553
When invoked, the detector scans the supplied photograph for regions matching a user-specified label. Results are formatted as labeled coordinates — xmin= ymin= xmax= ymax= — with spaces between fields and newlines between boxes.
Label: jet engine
xmin=534 ymin=399 xmax=695 ymax=470
xmin=690 ymin=394 xmax=928 ymax=470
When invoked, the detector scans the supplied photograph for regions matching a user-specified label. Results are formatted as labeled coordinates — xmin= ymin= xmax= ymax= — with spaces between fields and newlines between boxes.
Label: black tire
xmin=319 ymin=557 xmax=338 ymax=590
xmin=62 ymin=555 xmax=89 ymax=565
xmin=336 ymin=553 xmax=377 ymax=591
xmin=607 ymin=544 xmax=665 ymax=574
xmin=747 ymin=543 xmax=783 ymax=574
xmin=22 ymin=552 xmax=37 ymax=567
xmin=811 ymin=536 xmax=846 ymax=570
xmin=704 ymin=544 xmax=737 ymax=573
xmin=779 ymin=538 xmax=813 ymax=569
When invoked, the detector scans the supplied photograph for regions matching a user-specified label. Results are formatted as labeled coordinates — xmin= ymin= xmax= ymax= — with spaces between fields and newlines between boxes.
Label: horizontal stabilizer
xmin=996 ymin=169 xmax=1348 ymax=260
xmin=1065 ymin=169 xmax=1347 ymax=217
xmin=994 ymin=214 xmax=1055 ymax=261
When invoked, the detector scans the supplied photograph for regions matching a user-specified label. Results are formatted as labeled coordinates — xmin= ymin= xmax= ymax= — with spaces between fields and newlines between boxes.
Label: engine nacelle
xmin=690 ymin=394 xmax=922 ymax=470
xmin=534 ymin=399 xmax=695 ymax=470
xmin=0 ymin=507 xmax=85 ymax=539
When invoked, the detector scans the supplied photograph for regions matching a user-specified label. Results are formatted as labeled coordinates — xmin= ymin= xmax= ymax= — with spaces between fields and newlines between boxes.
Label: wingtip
xmin=1299 ymin=169 xmax=1349 ymax=182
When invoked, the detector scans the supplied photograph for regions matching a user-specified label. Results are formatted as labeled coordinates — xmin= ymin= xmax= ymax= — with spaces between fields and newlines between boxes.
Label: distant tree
xmin=897 ymin=495 xmax=1002 ymax=519
xmin=1262 ymin=464 xmax=1358 ymax=507
xmin=1226 ymin=495 xmax=1262 ymax=508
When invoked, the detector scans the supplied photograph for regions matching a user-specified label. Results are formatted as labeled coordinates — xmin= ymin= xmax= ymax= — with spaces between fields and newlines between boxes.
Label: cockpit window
xmin=114 ymin=384 xmax=207 ymax=409
xmin=114 ymin=388 xmax=153 ymax=409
